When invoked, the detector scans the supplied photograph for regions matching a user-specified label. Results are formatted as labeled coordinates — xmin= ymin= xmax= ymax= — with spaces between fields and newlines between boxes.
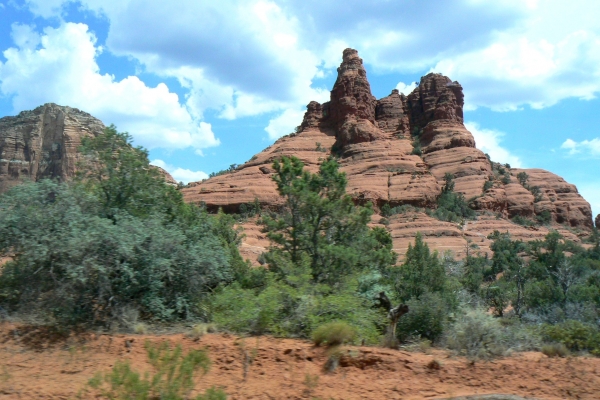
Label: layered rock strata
xmin=0 ymin=103 xmax=106 ymax=193
xmin=183 ymin=48 xmax=593 ymax=261
xmin=0 ymin=103 xmax=176 ymax=191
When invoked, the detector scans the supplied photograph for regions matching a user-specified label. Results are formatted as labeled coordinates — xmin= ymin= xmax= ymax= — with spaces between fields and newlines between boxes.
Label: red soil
xmin=0 ymin=322 xmax=599 ymax=399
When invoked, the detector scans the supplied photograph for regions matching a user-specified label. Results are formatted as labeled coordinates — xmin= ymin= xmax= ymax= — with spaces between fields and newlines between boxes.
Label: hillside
xmin=0 ymin=49 xmax=595 ymax=263
xmin=180 ymin=49 xmax=594 ymax=262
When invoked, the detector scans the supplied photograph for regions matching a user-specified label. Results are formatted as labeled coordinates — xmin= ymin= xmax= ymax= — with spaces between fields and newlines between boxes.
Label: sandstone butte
xmin=0 ymin=49 xmax=596 ymax=265
xmin=0 ymin=103 xmax=177 ymax=193
xmin=179 ymin=48 xmax=596 ymax=264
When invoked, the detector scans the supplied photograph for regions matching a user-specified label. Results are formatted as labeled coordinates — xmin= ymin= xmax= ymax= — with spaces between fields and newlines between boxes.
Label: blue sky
xmin=0 ymin=0 xmax=599 ymax=220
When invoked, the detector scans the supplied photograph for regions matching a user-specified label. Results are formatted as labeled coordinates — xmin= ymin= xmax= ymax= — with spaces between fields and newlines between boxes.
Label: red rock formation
xmin=596 ymin=214 xmax=600 ymax=228
xmin=0 ymin=103 xmax=180 ymax=191
xmin=0 ymin=103 xmax=105 ymax=193
xmin=154 ymin=166 xmax=177 ymax=186
xmin=182 ymin=48 xmax=594 ymax=261
xmin=328 ymin=48 xmax=384 ymax=149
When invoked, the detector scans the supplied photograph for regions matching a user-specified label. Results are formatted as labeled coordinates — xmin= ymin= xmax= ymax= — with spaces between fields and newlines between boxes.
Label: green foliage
xmin=483 ymin=179 xmax=494 ymax=192
xmin=312 ymin=321 xmax=357 ymax=347
xmin=261 ymin=156 xmax=396 ymax=285
xmin=517 ymin=172 xmax=529 ymax=186
xmin=411 ymin=128 xmax=423 ymax=156
xmin=445 ymin=309 xmax=506 ymax=360
xmin=393 ymin=233 xmax=446 ymax=301
xmin=445 ymin=309 xmax=540 ymax=360
xmin=541 ymin=343 xmax=569 ymax=358
xmin=78 ymin=125 xmax=183 ymax=220
xmin=0 ymin=127 xmax=241 ymax=327
xmin=542 ymin=320 xmax=600 ymax=355
xmin=395 ymin=291 xmax=449 ymax=342
xmin=431 ymin=174 xmax=476 ymax=223
xmin=536 ymin=210 xmax=552 ymax=225
xmin=210 ymin=156 xmax=395 ymax=343
xmin=511 ymin=215 xmax=536 ymax=227
xmin=88 ymin=341 xmax=225 ymax=399
xmin=211 ymin=271 xmax=383 ymax=343
xmin=209 ymin=164 xmax=238 ymax=178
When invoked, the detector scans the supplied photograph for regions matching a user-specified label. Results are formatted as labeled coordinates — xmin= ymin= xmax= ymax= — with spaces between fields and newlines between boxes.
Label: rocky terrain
xmin=0 ymin=322 xmax=598 ymax=399
xmin=180 ymin=48 xmax=595 ymax=262
xmin=0 ymin=103 xmax=176 ymax=191
xmin=0 ymin=50 xmax=595 ymax=262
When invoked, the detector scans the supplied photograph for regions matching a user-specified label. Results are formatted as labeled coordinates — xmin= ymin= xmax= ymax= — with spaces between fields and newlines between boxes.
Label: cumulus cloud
xmin=465 ymin=122 xmax=523 ymax=167
xmin=150 ymin=159 xmax=208 ymax=184
xmin=395 ymin=81 xmax=417 ymax=95
xmin=578 ymin=183 xmax=600 ymax=223
xmin=432 ymin=1 xmax=600 ymax=111
xmin=264 ymin=108 xmax=305 ymax=140
xmin=21 ymin=0 xmax=600 ymax=115
xmin=14 ymin=0 xmax=600 ymax=131
xmin=561 ymin=138 xmax=600 ymax=157
xmin=0 ymin=22 xmax=220 ymax=153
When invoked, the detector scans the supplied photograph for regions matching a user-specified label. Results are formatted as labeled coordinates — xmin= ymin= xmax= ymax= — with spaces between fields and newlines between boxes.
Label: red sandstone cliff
xmin=180 ymin=48 xmax=593 ymax=262
xmin=0 ymin=103 xmax=176 ymax=190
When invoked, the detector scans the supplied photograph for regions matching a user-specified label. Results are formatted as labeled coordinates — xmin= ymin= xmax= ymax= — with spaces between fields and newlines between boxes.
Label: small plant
xmin=542 ymin=343 xmax=569 ymax=358
xmin=188 ymin=323 xmax=218 ymax=340
xmin=134 ymin=322 xmax=148 ymax=334
xmin=536 ymin=210 xmax=552 ymax=225
xmin=304 ymin=373 xmax=319 ymax=393
xmin=445 ymin=309 xmax=506 ymax=361
xmin=87 ymin=341 xmax=226 ymax=399
xmin=312 ymin=321 xmax=356 ymax=347
xmin=483 ymin=180 xmax=494 ymax=192
xmin=517 ymin=172 xmax=529 ymax=186
xmin=323 ymin=346 xmax=344 ymax=373
xmin=511 ymin=215 xmax=536 ymax=227
xmin=315 ymin=142 xmax=327 ymax=152
xmin=236 ymin=338 xmax=258 ymax=381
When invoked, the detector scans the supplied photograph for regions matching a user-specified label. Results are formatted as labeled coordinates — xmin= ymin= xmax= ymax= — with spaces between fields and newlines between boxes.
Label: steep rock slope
xmin=0 ymin=103 xmax=105 ymax=192
xmin=182 ymin=49 xmax=593 ymax=261
xmin=0 ymin=103 xmax=176 ymax=191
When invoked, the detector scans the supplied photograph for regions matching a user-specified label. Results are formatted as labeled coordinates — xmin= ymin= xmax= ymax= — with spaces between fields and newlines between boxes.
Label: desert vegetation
xmin=1 ymin=125 xmax=600 ymax=370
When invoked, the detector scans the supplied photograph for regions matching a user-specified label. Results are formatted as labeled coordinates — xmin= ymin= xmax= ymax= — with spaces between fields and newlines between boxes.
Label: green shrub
xmin=87 ymin=341 xmax=226 ymax=399
xmin=0 ymin=126 xmax=243 ymax=327
xmin=483 ymin=180 xmax=494 ymax=192
xmin=536 ymin=210 xmax=552 ymax=225
xmin=0 ymin=181 xmax=235 ymax=326
xmin=396 ymin=292 xmax=449 ymax=343
xmin=312 ymin=321 xmax=356 ymax=347
xmin=511 ymin=215 xmax=536 ymax=227
xmin=542 ymin=320 xmax=600 ymax=355
xmin=541 ymin=343 xmax=569 ymax=358
xmin=212 ymin=275 xmax=383 ymax=343
xmin=445 ymin=309 xmax=506 ymax=360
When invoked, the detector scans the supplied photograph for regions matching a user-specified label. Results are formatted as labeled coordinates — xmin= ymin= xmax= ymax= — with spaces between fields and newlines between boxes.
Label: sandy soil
xmin=0 ymin=322 xmax=599 ymax=399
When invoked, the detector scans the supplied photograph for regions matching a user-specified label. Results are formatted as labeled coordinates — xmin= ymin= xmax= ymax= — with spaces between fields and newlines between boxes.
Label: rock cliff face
xmin=182 ymin=48 xmax=594 ymax=262
xmin=0 ymin=103 xmax=106 ymax=193
xmin=0 ymin=103 xmax=176 ymax=191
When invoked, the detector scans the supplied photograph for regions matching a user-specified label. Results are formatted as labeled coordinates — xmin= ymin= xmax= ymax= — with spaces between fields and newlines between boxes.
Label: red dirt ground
xmin=0 ymin=321 xmax=599 ymax=399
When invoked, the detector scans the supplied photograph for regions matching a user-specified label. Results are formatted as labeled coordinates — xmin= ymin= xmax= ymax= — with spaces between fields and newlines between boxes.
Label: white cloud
xmin=465 ymin=122 xmax=523 ymax=167
xmin=264 ymin=108 xmax=305 ymax=140
xmin=18 ymin=0 xmax=600 ymax=122
xmin=150 ymin=159 xmax=208 ymax=184
xmin=0 ymin=22 xmax=220 ymax=153
xmin=578 ymin=183 xmax=600 ymax=223
xmin=431 ymin=0 xmax=600 ymax=111
xmin=395 ymin=81 xmax=417 ymax=95
xmin=561 ymin=138 xmax=600 ymax=156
